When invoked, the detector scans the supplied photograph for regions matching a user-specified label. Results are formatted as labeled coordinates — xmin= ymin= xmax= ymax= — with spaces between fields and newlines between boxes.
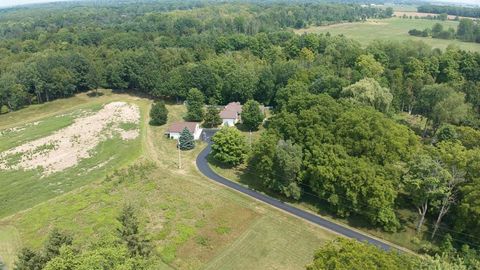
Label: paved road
xmin=196 ymin=129 xmax=397 ymax=251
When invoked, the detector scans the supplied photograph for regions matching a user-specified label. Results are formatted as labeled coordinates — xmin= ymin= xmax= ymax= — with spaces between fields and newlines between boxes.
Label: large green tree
xmin=355 ymin=54 xmax=384 ymax=79
xmin=186 ymin=88 xmax=205 ymax=122
xmin=403 ymin=154 xmax=449 ymax=233
xmin=149 ymin=101 xmax=168 ymax=126
xmin=252 ymin=135 xmax=303 ymax=199
xmin=211 ymin=127 xmax=247 ymax=166
xmin=417 ymin=84 xmax=470 ymax=134
xmin=241 ymin=99 xmax=264 ymax=131
xmin=203 ymin=106 xmax=222 ymax=128
xmin=306 ymin=238 xmax=420 ymax=270
xmin=341 ymin=78 xmax=393 ymax=112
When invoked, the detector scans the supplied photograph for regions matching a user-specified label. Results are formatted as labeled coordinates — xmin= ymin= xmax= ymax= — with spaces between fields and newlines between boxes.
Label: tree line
xmin=409 ymin=18 xmax=480 ymax=43
xmin=418 ymin=4 xmax=480 ymax=19
xmin=0 ymin=1 xmax=392 ymax=113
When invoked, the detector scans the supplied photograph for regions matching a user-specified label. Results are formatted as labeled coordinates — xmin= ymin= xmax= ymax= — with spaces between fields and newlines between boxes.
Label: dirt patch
xmin=0 ymin=102 xmax=140 ymax=176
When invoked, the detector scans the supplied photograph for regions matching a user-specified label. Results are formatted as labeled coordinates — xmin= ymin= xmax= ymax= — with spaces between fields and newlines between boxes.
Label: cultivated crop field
xmin=0 ymin=90 xmax=336 ymax=269
xmin=296 ymin=18 xmax=480 ymax=52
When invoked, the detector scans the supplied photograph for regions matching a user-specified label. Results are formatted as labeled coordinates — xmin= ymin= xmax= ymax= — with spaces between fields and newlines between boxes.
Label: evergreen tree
xmin=241 ymin=99 xmax=264 ymax=131
xmin=179 ymin=127 xmax=195 ymax=150
xmin=44 ymin=228 xmax=73 ymax=261
xmin=14 ymin=248 xmax=45 ymax=270
xmin=14 ymin=228 xmax=72 ymax=270
xmin=117 ymin=204 xmax=152 ymax=257
xmin=186 ymin=88 xmax=205 ymax=122
xmin=203 ymin=106 xmax=222 ymax=128
xmin=149 ymin=101 xmax=168 ymax=126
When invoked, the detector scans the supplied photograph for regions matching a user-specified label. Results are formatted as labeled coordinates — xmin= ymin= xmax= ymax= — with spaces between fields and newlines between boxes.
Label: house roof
xmin=166 ymin=122 xmax=198 ymax=134
xmin=220 ymin=102 xmax=242 ymax=119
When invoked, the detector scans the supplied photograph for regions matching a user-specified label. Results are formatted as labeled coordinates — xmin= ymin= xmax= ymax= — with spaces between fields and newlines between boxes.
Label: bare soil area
xmin=0 ymin=102 xmax=140 ymax=175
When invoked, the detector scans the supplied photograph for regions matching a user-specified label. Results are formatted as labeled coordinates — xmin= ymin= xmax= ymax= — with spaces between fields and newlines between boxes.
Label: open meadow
xmin=0 ymin=90 xmax=336 ymax=269
xmin=296 ymin=17 xmax=480 ymax=52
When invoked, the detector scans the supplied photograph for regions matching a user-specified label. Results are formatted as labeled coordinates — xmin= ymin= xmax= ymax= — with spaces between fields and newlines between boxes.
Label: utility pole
xmin=249 ymin=130 xmax=252 ymax=148
xmin=178 ymin=139 xmax=182 ymax=169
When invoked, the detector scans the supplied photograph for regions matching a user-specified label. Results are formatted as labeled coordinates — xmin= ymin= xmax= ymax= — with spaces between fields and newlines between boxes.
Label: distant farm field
xmin=0 ymin=90 xmax=336 ymax=269
xmin=296 ymin=18 xmax=480 ymax=52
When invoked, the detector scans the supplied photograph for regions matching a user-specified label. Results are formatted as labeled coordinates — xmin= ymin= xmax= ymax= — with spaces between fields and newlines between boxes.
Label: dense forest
xmin=0 ymin=1 xmax=392 ymax=112
xmin=418 ymin=4 xmax=480 ymax=19
xmin=1 ymin=0 xmax=480 ymax=268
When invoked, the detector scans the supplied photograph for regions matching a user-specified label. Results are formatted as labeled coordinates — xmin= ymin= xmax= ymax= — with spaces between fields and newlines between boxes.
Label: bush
xmin=0 ymin=105 xmax=9 ymax=114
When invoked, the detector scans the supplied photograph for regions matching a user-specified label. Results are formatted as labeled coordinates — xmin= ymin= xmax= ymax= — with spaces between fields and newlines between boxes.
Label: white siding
xmin=193 ymin=124 xmax=202 ymax=140
xmin=222 ymin=118 xmax=237 ymax=126
xmin=169 ymin=132 xmax=181 ymax=140
xmin=167 ymin=125 xmax=202 ymax=140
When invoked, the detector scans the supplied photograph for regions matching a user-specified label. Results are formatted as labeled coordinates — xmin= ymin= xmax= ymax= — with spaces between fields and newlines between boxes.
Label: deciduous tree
xmin=241 ymin=99 xmax=264 ymax=131
xmin=211 ymin=127 xmax=247 ymax=166
xmin=341 ymin=78 xmax=393 ymax=112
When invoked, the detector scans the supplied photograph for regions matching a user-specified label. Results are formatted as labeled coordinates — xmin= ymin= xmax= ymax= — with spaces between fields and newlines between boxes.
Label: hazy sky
xmin=0 ymin=0 xmax=478 ymax=8
xmin=0 ymin=0 xmax=64 ymax=8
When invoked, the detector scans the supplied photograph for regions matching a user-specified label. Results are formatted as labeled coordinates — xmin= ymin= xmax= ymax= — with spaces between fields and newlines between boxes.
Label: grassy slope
xmin=296 ymin=18 xmax=480 ymax=52
xmin=0 ymin=92 xmax=144 ymax=218
xmin=0 ymin=92 xmax=336 ymax=269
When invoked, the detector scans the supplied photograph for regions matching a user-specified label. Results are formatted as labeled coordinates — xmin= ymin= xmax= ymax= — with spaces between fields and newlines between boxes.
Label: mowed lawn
xmin=0 ymin=92 xmax=336 ymax=269
xmin=296 ymin=18 xmax=480 ymax=52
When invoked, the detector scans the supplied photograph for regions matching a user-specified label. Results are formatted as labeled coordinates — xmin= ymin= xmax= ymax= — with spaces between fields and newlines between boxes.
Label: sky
xmin=0 ymin=0 xmax=478 ymax=8
xmin=0 ymin=0 xmax=65 ymax=8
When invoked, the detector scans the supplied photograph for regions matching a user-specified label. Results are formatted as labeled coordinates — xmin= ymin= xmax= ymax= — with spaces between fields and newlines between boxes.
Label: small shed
xmin=166 ymin=122 xmax=202 ymax=140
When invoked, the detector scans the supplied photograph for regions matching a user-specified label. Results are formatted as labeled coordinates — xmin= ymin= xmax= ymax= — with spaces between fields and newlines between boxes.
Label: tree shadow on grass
xmin=87 ymin=91 xmax=104 ymax=98
xmin=235 ymin=123 xmax=260 ymax=132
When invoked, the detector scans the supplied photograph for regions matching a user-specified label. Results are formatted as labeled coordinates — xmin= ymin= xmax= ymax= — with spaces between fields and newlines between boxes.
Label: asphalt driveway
xmin=196 ymin=134 xmax=398 ymax=251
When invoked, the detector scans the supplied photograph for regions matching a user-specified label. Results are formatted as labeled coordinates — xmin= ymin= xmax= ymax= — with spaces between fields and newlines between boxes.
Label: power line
xmin=216 ymin=164 xmax=480 ymax=246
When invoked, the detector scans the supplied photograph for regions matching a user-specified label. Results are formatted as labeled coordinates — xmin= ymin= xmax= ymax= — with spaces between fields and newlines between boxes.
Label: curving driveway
xmin=196 ymin=130 xmax=398 ymax=252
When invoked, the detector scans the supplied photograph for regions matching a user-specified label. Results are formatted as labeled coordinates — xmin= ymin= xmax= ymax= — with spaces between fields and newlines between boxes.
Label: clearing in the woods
xmin=0 ymin=90 xmax=336 ymax=269
xmin=296 ymin=17 xmax=480 ymax=52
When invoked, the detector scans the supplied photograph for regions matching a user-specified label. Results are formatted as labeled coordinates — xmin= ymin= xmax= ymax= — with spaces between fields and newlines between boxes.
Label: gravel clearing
xmin=0 ymin=102 xmax=140 ymax=176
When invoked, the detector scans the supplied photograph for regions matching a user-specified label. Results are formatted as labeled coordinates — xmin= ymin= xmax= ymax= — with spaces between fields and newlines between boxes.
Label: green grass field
xmin=0 ymin=96 xmax=144 ymax=218
xmin=0 ymin=90 xmax=336 ymax=269
xmin=296 ymin=18 xmax=480 ymax=52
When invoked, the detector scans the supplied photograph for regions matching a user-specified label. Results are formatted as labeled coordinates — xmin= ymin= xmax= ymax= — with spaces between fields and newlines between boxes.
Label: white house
xmin=220 ymin=102 xmax=242 ymax=126
xmin=166 ymin=122 xmax=202 ymax=140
